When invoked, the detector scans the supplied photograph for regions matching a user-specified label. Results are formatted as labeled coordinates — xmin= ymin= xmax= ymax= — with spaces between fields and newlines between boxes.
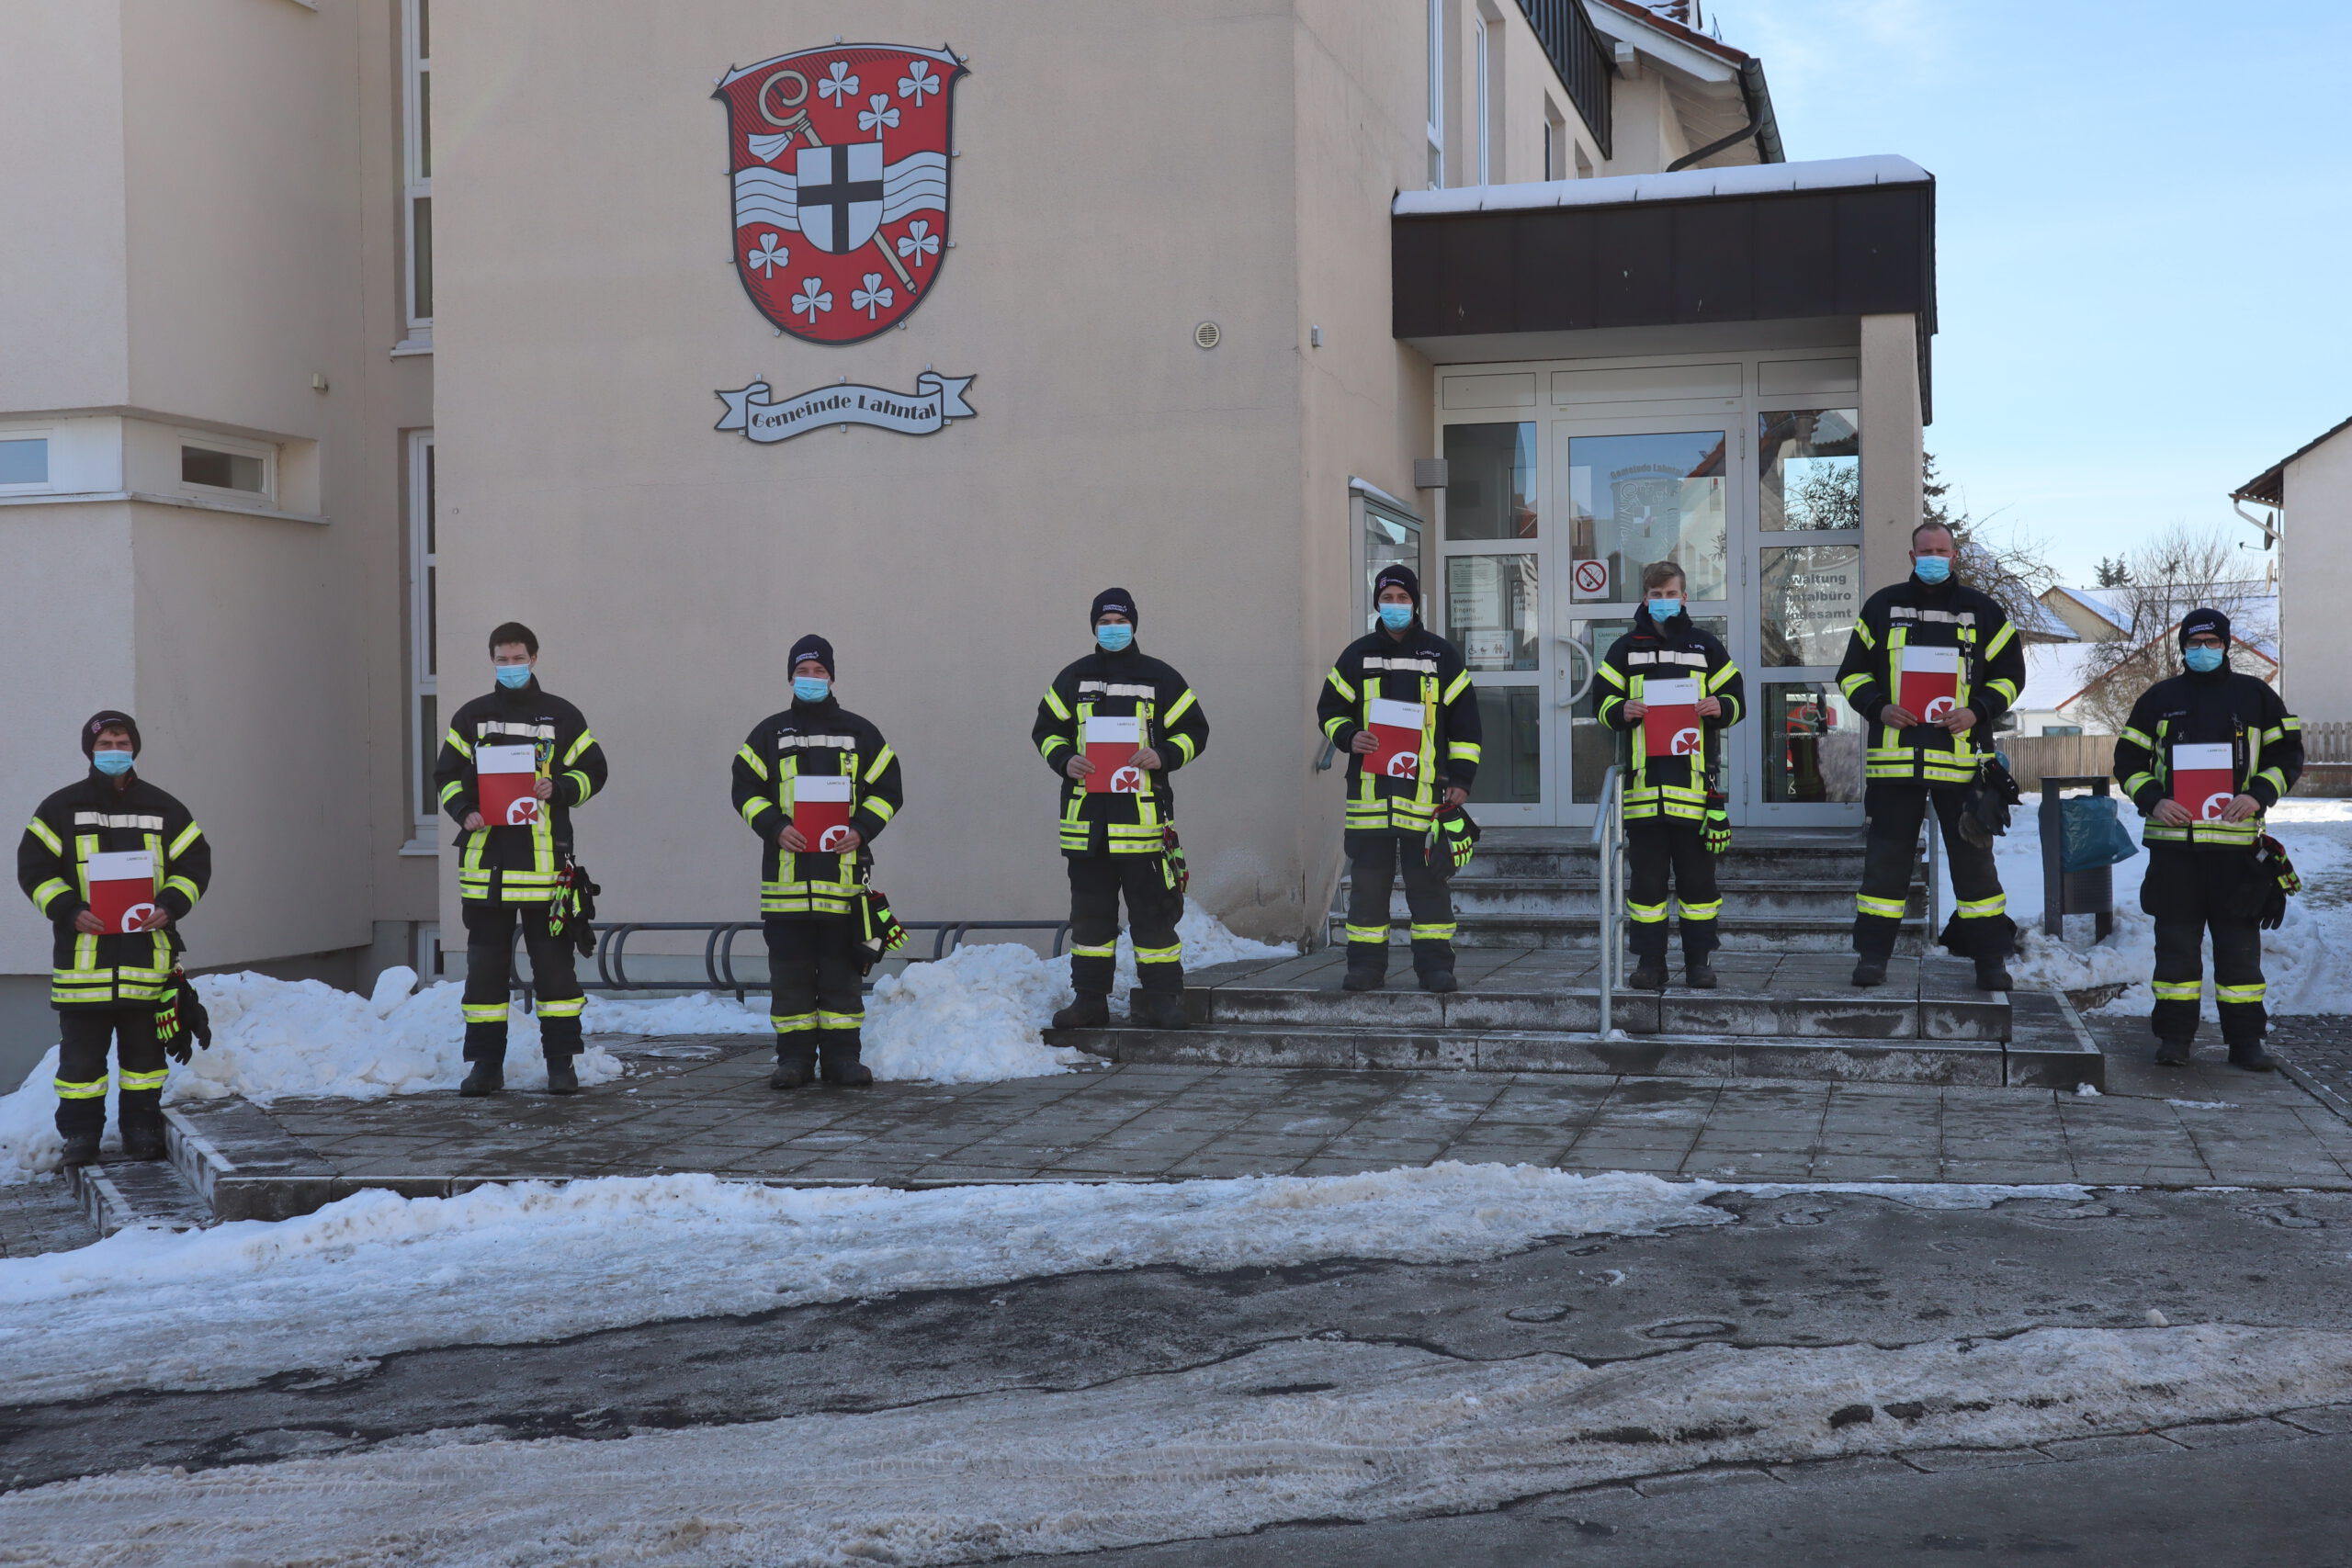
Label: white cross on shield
xmin=796 ymin=141 xmax=884 ymax=254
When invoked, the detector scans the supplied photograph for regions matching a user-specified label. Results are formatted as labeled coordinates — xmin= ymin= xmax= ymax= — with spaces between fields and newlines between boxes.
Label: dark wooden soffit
xmin=1393 ymin=179 xmax=1937 ymax=416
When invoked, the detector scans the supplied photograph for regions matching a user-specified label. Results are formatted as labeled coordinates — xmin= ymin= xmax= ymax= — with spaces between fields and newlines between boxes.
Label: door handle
xmin=1557 ymin=635 xmax=1595 ymax=707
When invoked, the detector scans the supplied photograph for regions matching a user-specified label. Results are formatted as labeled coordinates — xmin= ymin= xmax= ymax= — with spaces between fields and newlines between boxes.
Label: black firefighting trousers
xmin=1855 ymin=784 xmax=2014 ymax=959
xmin=2143 ymin=843 xmax=2268 ymax=1047
xmin=1625 ymin=817 xmax=1721 ymax=964
xmin=1068 ymin=853 xmax=1183 ymax=998
xmin=764 ymin=914 xmax=865 ymax=1057
xmin=53 ymin=1009 xmax=166 ymax=1141
xmin=1344 ymin=829 xmax=1456 ymax=978
xmin=461 ymin=901 xmax=585 ymax=1063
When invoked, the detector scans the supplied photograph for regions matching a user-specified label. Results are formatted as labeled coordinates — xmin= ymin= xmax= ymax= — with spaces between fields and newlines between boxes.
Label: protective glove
xmin=1702 ymin=793 xmax=1731 ymax=855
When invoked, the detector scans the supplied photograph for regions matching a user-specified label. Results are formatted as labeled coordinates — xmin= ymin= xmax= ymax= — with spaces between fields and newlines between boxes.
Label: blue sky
xmin=1725 ymin=0 xmax=2349 ymax=585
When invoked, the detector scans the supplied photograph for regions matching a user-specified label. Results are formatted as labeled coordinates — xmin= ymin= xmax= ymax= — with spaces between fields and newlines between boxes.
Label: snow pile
xmin=865 ymin=940 xmax=1087 ymax=1082
xmin=6 ymin=1323 xmax=2347 ymax=1565
xmin=0 ymin=1164 xmax=1728 ymax=1404
xmin=1973 ymin=798 xmax=2352 ymax=1017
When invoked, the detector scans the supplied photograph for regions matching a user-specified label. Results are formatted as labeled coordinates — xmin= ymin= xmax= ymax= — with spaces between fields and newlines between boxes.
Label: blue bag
xmin=2061 ymin=795 xmax=2140 ymax=872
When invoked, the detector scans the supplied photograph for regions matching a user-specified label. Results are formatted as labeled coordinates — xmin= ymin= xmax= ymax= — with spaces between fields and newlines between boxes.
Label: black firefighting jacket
xmin=1594 ymin=607 xmax=1746 ymax=821
xmin=17 ymin=771 xmax=211 ymax=1009
xmin=1835 ymin=573 xmax=2025 ymax=787
xmin=1317 ymin=620 xmax=1482 ymax=835
xmin=432 ymin=680 xmax=608 ymax=904
xmin=730 ymin=697 xmax=904 ymax=917
xmin=2114 ymin=666 xmax=2302 ymax=850
xmin=1032 ymin=644 xmax=1208 ymax=857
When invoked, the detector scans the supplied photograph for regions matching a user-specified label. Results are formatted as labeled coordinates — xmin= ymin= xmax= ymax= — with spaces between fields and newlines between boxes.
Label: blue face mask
xmin=91 ymin=750 xmax=134 ymax=777
xmin=1913 ymin=555 xmax=1951 ymax=585
xmin=1647 ymin=598 xmax=1682 ymax=621
xmin=494 ymin=664 xmax=532 ymax=690
xmin=2185 ymin=646 xmax=2225 ymax=673
xmin=793 ymin=676 xmax=831 ymax=703
xmin=1095 ymin=622 xmax=1134 ymax=652
xmin=1377 ymin=603 xmax=1414 ymax=631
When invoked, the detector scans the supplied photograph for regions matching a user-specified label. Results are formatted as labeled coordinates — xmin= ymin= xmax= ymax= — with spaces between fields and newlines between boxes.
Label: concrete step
xmin=1331 ymin=912 xmax=1927 ymax=953
xmin=166 ymin=1101 xmax=344 ymax=1222
xmin=62 ymin=1152 xmax=213 ymax=1236
xmin=1350 ymin=876 xmax=1916 ymax=922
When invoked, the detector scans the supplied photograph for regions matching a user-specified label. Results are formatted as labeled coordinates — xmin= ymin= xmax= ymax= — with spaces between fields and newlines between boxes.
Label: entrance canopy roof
xmin=1393 ymin=154 xmax=1936 ymax=412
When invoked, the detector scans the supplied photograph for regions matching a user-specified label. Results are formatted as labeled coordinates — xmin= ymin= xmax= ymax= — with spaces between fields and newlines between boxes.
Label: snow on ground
xmin=1962 ymin=797 xmax=2352 ymax=1017
xmin=0 ymin=1164 xmax=1725 ymax=1404
xmin=6 ymin=1321 xmax=2346 ymax=1567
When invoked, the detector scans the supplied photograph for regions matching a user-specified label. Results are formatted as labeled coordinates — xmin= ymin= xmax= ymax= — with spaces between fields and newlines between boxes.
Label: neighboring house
xmin=2039 ymin=586 xmax=2130 ymax=643
xmin=2234 ymin=414 xmax=2352 ymax=722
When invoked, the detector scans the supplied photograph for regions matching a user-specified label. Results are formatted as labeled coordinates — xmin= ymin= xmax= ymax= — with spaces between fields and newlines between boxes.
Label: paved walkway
xmin=224 ymin=1016 xmax=2352 ymax=1197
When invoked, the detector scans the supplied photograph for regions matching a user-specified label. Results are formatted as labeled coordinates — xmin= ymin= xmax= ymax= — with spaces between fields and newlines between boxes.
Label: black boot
xmin=1412 ymin=939 xmax=1458 ymax=994
xmin=459 ymin=1060 xmax=505 ymax=1097
xmin=544 ymin=1057 xmax=580 ymax=1096
xmin=1626 ymin=960 xmax=1668 ymax=991
xmin=1418 ymin=967 xmax=1459 ymax=994
xmin=1341 ymin=964 xmax=1387 ymax=992
xmin=1684 ymin=961 xmax=1719 ymax=989
xmin=769 ymin=1038 xmax=817 ymax=1090
xmin=1050 ymin=992 xmax=1111 ymax=1031
xmin=1131 ymin=989 xmax=1192 ymax=1031
xmin=118 ymin=1089 xmax=166 ymax=1161
xmin=2154 ymin=1038 xmax=2194 ymax=1066
xmin=2228 ymin=1040 xmax=2278 ymax=1073
xmin=55 ymin=1099 xmax=104 ymax=1168
xmin=1974 ymin=954 xmax=2013 ymax=992
xmin=58 ymin=1131 xmax=101 ymax=1168
xmin=1851 ymin=956 xmax=1888 ymax=988
xmin=120 ymin=1123 xmax=168 ymax=1161
xmin=819 ymin=1030 xmax=874 ymax=1087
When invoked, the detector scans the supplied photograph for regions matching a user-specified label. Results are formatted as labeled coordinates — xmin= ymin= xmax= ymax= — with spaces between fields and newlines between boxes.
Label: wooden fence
xmin=2001 ymin=724 xmax=2352 ymax=795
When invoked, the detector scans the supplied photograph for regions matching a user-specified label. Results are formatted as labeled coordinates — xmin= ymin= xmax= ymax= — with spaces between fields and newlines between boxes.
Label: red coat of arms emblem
xmin=716 ymin=43 xmax=966 ymax=345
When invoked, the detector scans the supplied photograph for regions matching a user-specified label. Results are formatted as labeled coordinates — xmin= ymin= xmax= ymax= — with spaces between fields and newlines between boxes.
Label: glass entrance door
xmin=1747 ymin=407 xmax=1865 ymax=823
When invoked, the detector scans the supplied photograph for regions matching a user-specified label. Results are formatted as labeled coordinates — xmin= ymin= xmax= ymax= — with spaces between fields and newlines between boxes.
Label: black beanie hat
xmin=82 ymin=710 xmax=141 ymax=759
xmin=788 ymin=634 xmax=835 ymax=680
xmin=1090 ymin=587 xmax=1138 ymax=628
xmin=1373 ymin=563 xmax=1421 ymax=611
xmin=2178 ymin=607 xmax=2231 ymax=651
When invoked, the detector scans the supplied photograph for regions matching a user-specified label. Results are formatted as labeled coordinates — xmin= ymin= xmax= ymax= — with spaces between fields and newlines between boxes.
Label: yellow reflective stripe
xmin=119 ymin=1066 xmax=170 ymax=1090
xmin=1343 ymin=924 xmax=1388 ymax=943
xmin=861 ymin=796 xmax=898 ymax=823
xmin=1442 ymin=670 xmax=1473 ymax=704
xmin=741 ymin=796 xmax=775 ymax=825
xmin=2121 ymin=773 xmax=2157 ymax=796
xmin=1164 ymin=689 xmax=1198 ymax=724
xmin=2282 ymin=715 xmax=2303 ymax=732
xmin=771 ymin=1012 xmax=820 ymax=1032
xmin=1041 ymin=686 xmax=1072 ymax=721
xmin=1704 ymin=663 xmax=1739 ymax=693
xmin=818 ymin=1010 xmax=865 ymax=1029
xmin=563 ymin=730 xmax=596 ymax=764
xmin=1069 ymin=940 xmax=1118 ymax=959
xmin=2261 ymin=727 xmax=2283 ymax=744
xmin=1856 ymin=894 xmax=1908 ymax=919
xmin=1133 ymin=943 xmax=1183 ymax=964
xmin=737 ymin=744 xmax=771 ymax=780
xmin=1955 ymin=894 xmax=2007 ymax=918
xmin=536 ymin=997 xmax=585 ymax=1019
xmin=439 ymin=779 xmax=467 ymax=806
xmin=2215 ymin=983 xmax=2267 ymax=1003
xmin=2120 ymin=728 xmax=2154 ymax=750
xmin=164 ymin=820 xmax=202 ymax=857
xmin=1625 ymin=900 xmax=1668 ymax=923
xmin=1408 ymin=922 xmax=1456 ymax=941
xmin=565 ymin=770 xmax=594 ymax=801
xmin=1170 ymin=731 xmax=1199 ymax=762
xmin=1851 ymin=618 xmax=1877 ymax=649
xmin=1983 ymin=621 xmax=2016 ymax=660
xmin=1039 ymin=734 xmax=1073 ymax=760
xmin=1596 ymin=661 xmax=1625 ymax=689
xmin=1447 ymin=741 xmax=1481 ymax=761
xmin=26 ymin=817 xmax=63 ymax=854
xmin=2152 ymin=979 xmax=2202 ymax=1000
xmin=163 ymin=874 xmax=200 ymax=902
xmin=462 ymin=1002 xmax=510 ymax=1023
xmin=30 ymin=878 xmax=71 ymax=913
xmin=1838 ymin=672 xmax=1871 ymax=698
xmin=1984 ymin=679 xmax=2019 ymax=704
xmin=444 ymin=728 xmax=474 ymax=759
xmin=1326 ymin=669 xmax=1357 ymax=703
xmin=1677 ymin=898 xmax=1723 ymax=919
xmin=1322 ymin=714 xmax=1351 ymax=742
xmin=53 ymin=1077 xmax=109 ymax=1100
xmin=863 ymin=745 xmax=896 ymax=783
xmin=2258 ymin=768 xmax=2288 ymax=795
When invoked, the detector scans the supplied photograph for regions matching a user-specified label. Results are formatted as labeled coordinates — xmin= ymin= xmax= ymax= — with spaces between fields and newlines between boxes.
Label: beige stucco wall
xmin=2278 ymin=428 xmax=2352 ymax=722
xmin=1858 ymin=312 xmax=1925 ymax=592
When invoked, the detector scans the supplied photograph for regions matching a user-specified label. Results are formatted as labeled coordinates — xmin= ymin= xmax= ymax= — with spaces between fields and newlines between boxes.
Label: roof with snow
xmin=2233 ymin=412 xmax=2352 ymax=507
xmin=1391 ymin=154 xmax=1928 ymax=219
xmin=2008 ymin=597 xmax=2079 ymax=642
xmin=2043 ymin=585 xmax=2130 ymax=636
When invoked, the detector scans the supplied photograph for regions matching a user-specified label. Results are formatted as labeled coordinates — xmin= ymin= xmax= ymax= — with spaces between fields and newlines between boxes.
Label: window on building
xmin=1544 ymin=98 xmax=1565 ymax=180
xmin=1426 ymin=0 xmax=1445 ymax=187
xmin=1473 ymin=11 xmax=1491 ymax=184
xmin=2042 ymin=725 xmax=2083 ymax=737
xmin=408 ymin=431 xmax=439 ymax=831
xmin=403 ymin=0 xmax=433 ymax=332
xmin=181 ymin=444 xmax=266 ymax=493
xmin=0 ymin=437 xmax=47 ymax=487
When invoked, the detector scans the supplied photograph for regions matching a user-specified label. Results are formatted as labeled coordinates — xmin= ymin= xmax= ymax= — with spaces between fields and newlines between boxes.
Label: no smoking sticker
xmin=1572 ymin=558 xmax=1608 ymax=599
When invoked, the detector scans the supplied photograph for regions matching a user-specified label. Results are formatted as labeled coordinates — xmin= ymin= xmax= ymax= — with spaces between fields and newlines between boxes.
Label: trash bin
xmin=2039 ymin=774 xmax=2131 ymax=941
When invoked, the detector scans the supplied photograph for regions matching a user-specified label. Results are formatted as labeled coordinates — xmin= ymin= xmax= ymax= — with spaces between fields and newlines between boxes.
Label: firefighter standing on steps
xmin=2112 ymin=607 xmax=2302 ymax=1071
xmin=1834 ymin=522 xmax=2026 ymax=992
xmin=730 ymin=634 xmax=904 ymax=1089
xmin=1593 ymin=560 xmax=1745 ymax=991
xmin=432 ymin=622 xmax=608 ymax=1098
xmin=1317 ymin=564 xmax=1482 ymax=993
xmin=17 ymin=712 xmax=211 ymax=1168
xmin=1035 ymin=589 xmax=1209 ymax=1032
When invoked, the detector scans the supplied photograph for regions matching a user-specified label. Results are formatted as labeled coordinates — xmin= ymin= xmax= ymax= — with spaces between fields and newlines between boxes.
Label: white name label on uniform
xmin=475 ymin=744 xmax=537 ymax=775
xmin=1366 ymin=697 xmax=1425 ymax=731
xmin=1083 ymin=715 xmax=1142 ymax=746
xmin=792 ymin=773 xmax=854 ymax=804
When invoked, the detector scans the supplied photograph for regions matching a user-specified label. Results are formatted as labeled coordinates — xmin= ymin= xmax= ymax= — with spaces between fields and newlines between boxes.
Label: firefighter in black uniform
xmin=730 ymin=634 xmax=905 ymax=1089
xmin=2112 ymin=607 xmax=2302 ymax=1070
xmin=1593 ymin=561 xmax=1746 ymax=990
xmin=1034 ymin=589 xmax=1209 ymax=1032
xmin=17 ymin=712 xmax=212 ymax=1167
xmin=1316 ymin=564 xmax=1482 ymax=992
xmin=432 ymin=622 xmax=608 ymax=1097
xmin=1834 ymin=521 xmax=2028 ymax=991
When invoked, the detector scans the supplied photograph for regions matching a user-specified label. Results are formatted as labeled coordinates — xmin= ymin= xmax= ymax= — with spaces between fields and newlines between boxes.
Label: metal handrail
xmin=1590 ymin=763 xmax=1623 ymax=1039
xmin=507 ymin=918 xmax=1072 ymax=1004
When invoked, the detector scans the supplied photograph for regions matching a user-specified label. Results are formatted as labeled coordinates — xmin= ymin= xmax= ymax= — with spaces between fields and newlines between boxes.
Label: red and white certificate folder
xmin=2171 ymin=743 xmax=2237 ymax=821
xmin=1366 ymin=697 xmax=1424 ymax=780
xmin=475 ymin=744 xmax=542 ymax=826
xmin=1083 ymin=715 xmax=1147 ymax=794
xmin=792 ymin=773 xmax=856 ymax=852
xmin=86 ymin=850 xmax=158 ymax=934
xmin=1896 ymin=646 xmax=1961 ymax=725
xmin=1640 ymin=679 xmax=1702 ymax=759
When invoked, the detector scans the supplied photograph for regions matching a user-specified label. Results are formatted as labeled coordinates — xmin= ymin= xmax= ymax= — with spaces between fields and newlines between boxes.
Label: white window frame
xmin=0 ymin=428 xmax=53 ymax=495
xmin=1426 ymin=0 xmax=1445 ymax=188
xmin=176 ymin=430 xmax=277 ymax=503
xmin=1474 ymin=11 xmax=1491 ymax=185
xmin=407 ymin=430 xmax=439 ymax=836
xmin=401 ymin=0 xmax=433 ymax=341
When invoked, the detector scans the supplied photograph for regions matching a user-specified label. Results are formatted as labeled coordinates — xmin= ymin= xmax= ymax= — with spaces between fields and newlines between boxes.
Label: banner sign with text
xmin=714 ymin=372 xmax=977 ymax=444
